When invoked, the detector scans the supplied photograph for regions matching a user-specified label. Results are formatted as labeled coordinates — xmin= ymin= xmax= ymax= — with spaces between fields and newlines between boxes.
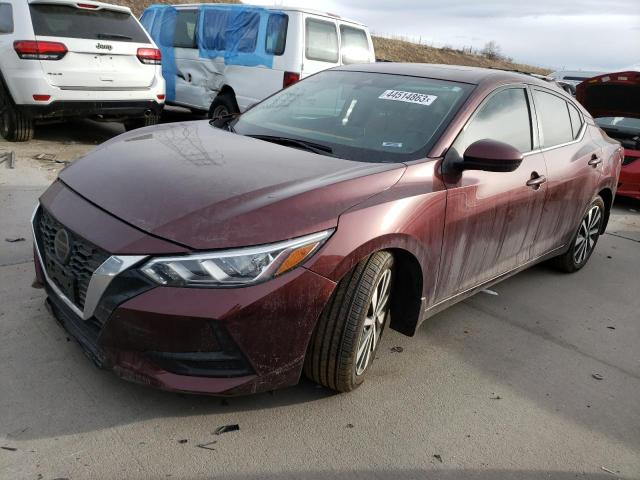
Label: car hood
xmin=59 ymin=121 xmax=405 ymax=250
xmin=576 ymin=71 xmax=640 ymax=120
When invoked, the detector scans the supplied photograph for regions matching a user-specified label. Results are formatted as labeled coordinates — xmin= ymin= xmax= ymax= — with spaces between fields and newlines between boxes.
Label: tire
xmin=304 ymin=251 xmax=394 ymax=392
xmin=124 ymin=113 xmax=160 ymax=132
xmin=0 ymin=101 xmax=34 ymax=142
xmin=208 ymin=94 xmax=237 ymax=119
xmin=550 ymin=196 xmax=605 ymax=273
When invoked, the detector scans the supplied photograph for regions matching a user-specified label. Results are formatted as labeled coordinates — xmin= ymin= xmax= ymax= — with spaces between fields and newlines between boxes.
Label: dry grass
xmin=373 ymin=36 xmax=550 ymax=75
xmin=115 ymin=0 xmax=239 ymax=17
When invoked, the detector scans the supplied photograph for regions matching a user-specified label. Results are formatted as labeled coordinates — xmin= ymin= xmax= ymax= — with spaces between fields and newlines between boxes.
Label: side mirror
xmin=459 ymin=139 xmax=523 ymax=173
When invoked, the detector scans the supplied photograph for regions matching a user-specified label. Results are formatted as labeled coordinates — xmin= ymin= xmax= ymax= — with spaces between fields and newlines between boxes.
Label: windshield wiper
xmin=247 ymin=135 xmax=335 ymax=157
xmin=96 ymin=33 xmax=132 ymax=41
xmin=209 ymin=113 xmax=238 ymax=132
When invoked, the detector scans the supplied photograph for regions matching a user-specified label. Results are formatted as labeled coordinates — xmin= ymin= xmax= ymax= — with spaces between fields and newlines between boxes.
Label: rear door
xmin=302 ymin=16 xmax=339 ymax=77
xmin=529 ymin=88 xmax=602 ymax=256
xmin=29 ymin=2 xmax=156 ymax=89
xmin=338 ymin=23 xmax=374 ymax=65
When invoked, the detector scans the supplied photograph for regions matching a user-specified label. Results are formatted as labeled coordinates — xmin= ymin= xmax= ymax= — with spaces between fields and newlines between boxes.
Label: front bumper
xmin=618 ymin=149 xmax=640 ymax=200
xmin=33 ymin=200 xmax=336 ymax=395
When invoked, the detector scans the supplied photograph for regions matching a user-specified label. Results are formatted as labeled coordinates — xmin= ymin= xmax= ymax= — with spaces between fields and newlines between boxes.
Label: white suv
xmin=0 ymin=0 xmax=165 ymax=141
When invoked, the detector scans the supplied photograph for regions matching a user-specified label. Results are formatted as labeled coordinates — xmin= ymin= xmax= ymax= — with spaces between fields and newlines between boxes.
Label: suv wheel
xmin=0 ymin=102 xmax=34 ymax=142
xmin=550 ymin=196 xmax=605 ymax=273
xmin=208 ymin=94 xmax=238 ymax=120
xmin=124 ymin=113 xmax=161 ymax=132
xmin=304 ymin=251 xmax=394 ymax=392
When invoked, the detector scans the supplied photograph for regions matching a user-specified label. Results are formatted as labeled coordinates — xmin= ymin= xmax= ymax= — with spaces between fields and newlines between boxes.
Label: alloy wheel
xmin=573 ymin=205 xmax=602 ymax=265
xmin=355 ymin=268 xmax=392 ymax=376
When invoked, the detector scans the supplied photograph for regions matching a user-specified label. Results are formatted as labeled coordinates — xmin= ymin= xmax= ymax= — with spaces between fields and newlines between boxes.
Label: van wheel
xmin=550 ymin=196 xmax=605 ymax=273
xmin=304 ymin=251 xmax=394 ymax=392
xmin=208 ymin=94 xmax=237 ymax=119
xmin=0 ymin=103 xmax=34 ymax=142
xmin=124 ymin=113 xmax=160 ymax=132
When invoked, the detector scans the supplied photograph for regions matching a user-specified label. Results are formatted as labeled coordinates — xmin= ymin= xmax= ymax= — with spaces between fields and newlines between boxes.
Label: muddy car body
xmin=33 ymin=64 xmax=622 ymax=395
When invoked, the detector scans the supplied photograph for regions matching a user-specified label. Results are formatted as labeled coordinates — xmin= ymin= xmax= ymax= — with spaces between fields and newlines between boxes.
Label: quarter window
xmin=454 ymin=88 xmax=533 ymax=155
xmin=533 ymin=90 xmax=574 ymax=147
xmin=568 ymin=102 xmax=583 ymax=139
xmin=340 ymin=25 xmax=369 ymax=64
xmin=305 ymin=19 xmax=338 ymax=63
xmin=266 ymin=13 xmax=288 ymax=55
xmin=0 ymin=3 xmax=13 ymax=34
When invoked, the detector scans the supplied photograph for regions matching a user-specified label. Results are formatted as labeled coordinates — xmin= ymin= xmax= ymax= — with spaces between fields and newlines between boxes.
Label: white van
xmin=140 ymin=4 xmax=375 ymax=118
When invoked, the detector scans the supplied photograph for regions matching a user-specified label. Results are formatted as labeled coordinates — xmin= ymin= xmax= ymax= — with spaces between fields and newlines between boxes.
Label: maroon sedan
xmin=32 ymin=64 xmax=622 ymax=395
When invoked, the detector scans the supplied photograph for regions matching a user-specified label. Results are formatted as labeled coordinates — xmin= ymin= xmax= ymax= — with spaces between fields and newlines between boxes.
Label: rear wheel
xmin=208 ymin=94 xmax=237 ymax=120
xmin=0 ymin=101 xmax=34 ymax=142
xmin=124 ymin=113 xmax=160 ymax=132
xmin=550 ymin=196 xmax=605 ymax=272
xmin=304 ymin=251 xmax=394 ymax=392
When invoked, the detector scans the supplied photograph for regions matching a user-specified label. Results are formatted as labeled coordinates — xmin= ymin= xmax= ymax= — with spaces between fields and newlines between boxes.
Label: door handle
xmin=588 ymin=154 xmax=602 ymax=167
xmin=526 ymin=174 xmax=547 ymax=189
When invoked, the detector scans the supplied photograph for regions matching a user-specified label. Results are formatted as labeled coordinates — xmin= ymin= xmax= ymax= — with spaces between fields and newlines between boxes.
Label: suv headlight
xmin=141 ymin=229 xmax=333 ymax=287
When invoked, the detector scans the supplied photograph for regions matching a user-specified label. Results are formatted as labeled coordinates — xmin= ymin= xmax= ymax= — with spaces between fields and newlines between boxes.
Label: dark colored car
xmin=576 ymin=71 xmax=640 ymax=200
xmin=32 ymin=64 xmax=622 ymax=395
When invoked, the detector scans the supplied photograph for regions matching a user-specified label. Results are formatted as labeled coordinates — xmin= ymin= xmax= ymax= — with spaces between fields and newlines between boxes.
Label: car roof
xmin=28 ymin=0 xmax=131 ymax=14
xmin=169 ymin=3 xmax=366 ymax=27
xmin=336 ymin=63 xmax=556 ymax=88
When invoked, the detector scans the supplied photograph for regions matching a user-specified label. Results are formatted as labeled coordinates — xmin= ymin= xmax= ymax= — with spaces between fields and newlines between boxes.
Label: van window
xmin=173 ymin=9 xmax=198 ymax=48
xmin=29 ymin=4 xmax=150 ymax=43
xmin=340 ymin=25 xmax=369 ymax=64
xmin=455 ymin=88 xmax=533 ymax=154
xmin=533 ymin=90 xmax=574 ymax=147
xmin=202 ymin=9 xmax=260 ymax=53
xmin=305 ymin=19 xmax=338 ymax=63
xmin=139 ymin=9 xmax=156 ymax=32
xmin=0 ymin=4 xmax=13 ymax=34
xmin=266 ymin=13 xmax=287 ymax=55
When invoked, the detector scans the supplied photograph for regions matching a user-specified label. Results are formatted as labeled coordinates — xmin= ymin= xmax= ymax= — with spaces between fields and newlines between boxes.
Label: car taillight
xmin=14 ymin=41 xmax=67 ymax=60
xmin=283 ymin=71 xmax=300 ymax=88
xmin=137 ymin=48 xmax=161 ymax=65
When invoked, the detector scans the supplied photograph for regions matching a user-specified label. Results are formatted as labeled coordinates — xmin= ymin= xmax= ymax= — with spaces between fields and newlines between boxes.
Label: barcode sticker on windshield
xmin=378 ymin=90 xmax=437 ymax=106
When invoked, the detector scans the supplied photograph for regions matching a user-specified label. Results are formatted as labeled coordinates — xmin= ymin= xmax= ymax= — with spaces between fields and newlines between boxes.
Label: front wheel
xmin=304 ymin=251 xmax=394 ymax=392
xmin=550 ymin=196 xmax=605 ymax=273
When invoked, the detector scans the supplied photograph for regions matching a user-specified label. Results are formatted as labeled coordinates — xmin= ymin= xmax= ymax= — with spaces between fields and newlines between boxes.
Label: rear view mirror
xmin=460 ymin=139 xmax=523 ymax=173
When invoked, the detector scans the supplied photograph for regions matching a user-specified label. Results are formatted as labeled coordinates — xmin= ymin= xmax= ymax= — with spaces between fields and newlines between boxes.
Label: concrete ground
xmin=1 ymin=118 xmax=639 ymax=480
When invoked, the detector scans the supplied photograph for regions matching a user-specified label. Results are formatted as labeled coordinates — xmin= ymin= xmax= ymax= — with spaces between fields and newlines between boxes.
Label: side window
xmin=305 ymin=18 xmax=338 ymax=63
xmin=454 ymin=88 xmax=533 ymax=155
xmin=173 ymin=10 xmax=198 ymax=49
xmin=265 ymin=13 xmax=287 ymax=55
xmin=0 ymin=4 xmax=13 ymax=34
xmin=340 ymin=25 xmax=369 ymax=64
xmin=202 ymin=9 xmax=259 ymax=53
xmin=533 ymin=90 xmax=574 ymax=147
xmin=568 ymin=102 xmax=583 ymax=139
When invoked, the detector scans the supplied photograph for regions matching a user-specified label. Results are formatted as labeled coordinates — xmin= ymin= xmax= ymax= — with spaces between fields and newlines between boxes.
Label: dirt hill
xmin=373 ymin=36 xmax=550 ymax=75
xmin=116 ymin=0 xmax=239 ymax=16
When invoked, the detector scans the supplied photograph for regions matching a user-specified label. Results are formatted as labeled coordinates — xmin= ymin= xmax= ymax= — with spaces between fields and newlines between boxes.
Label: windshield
xmin=233 ymin=70 xmax=474 ymax=163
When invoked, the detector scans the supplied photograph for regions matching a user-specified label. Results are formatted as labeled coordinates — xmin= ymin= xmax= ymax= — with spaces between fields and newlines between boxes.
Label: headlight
xmin=141 ymin=229 xmax=333 ymax=287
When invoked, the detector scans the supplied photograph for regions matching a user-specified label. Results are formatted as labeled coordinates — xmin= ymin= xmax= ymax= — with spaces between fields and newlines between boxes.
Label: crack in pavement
xmin=605 ymin=232 xmax=640 ymax=243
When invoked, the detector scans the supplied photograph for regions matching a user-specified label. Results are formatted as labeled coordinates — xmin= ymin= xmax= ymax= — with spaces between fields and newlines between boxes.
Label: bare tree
xmin=482 ymin=41 xmax=502 ymax=60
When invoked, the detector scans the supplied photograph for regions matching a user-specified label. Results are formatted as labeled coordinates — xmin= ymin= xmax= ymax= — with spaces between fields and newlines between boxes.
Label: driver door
xmin=434 ymin=86 xmax=548 ymax=302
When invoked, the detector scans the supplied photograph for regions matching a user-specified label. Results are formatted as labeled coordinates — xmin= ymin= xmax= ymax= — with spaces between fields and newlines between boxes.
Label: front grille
xmin=35 ymin=208 xmax=110 ymax=310
xmin=622 ymin=155 xmax=638 ymax=166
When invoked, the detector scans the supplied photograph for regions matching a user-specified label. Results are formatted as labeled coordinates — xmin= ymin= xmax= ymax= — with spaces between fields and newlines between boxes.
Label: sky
xmin=251 ymin=0 xmax=640 ymax=72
